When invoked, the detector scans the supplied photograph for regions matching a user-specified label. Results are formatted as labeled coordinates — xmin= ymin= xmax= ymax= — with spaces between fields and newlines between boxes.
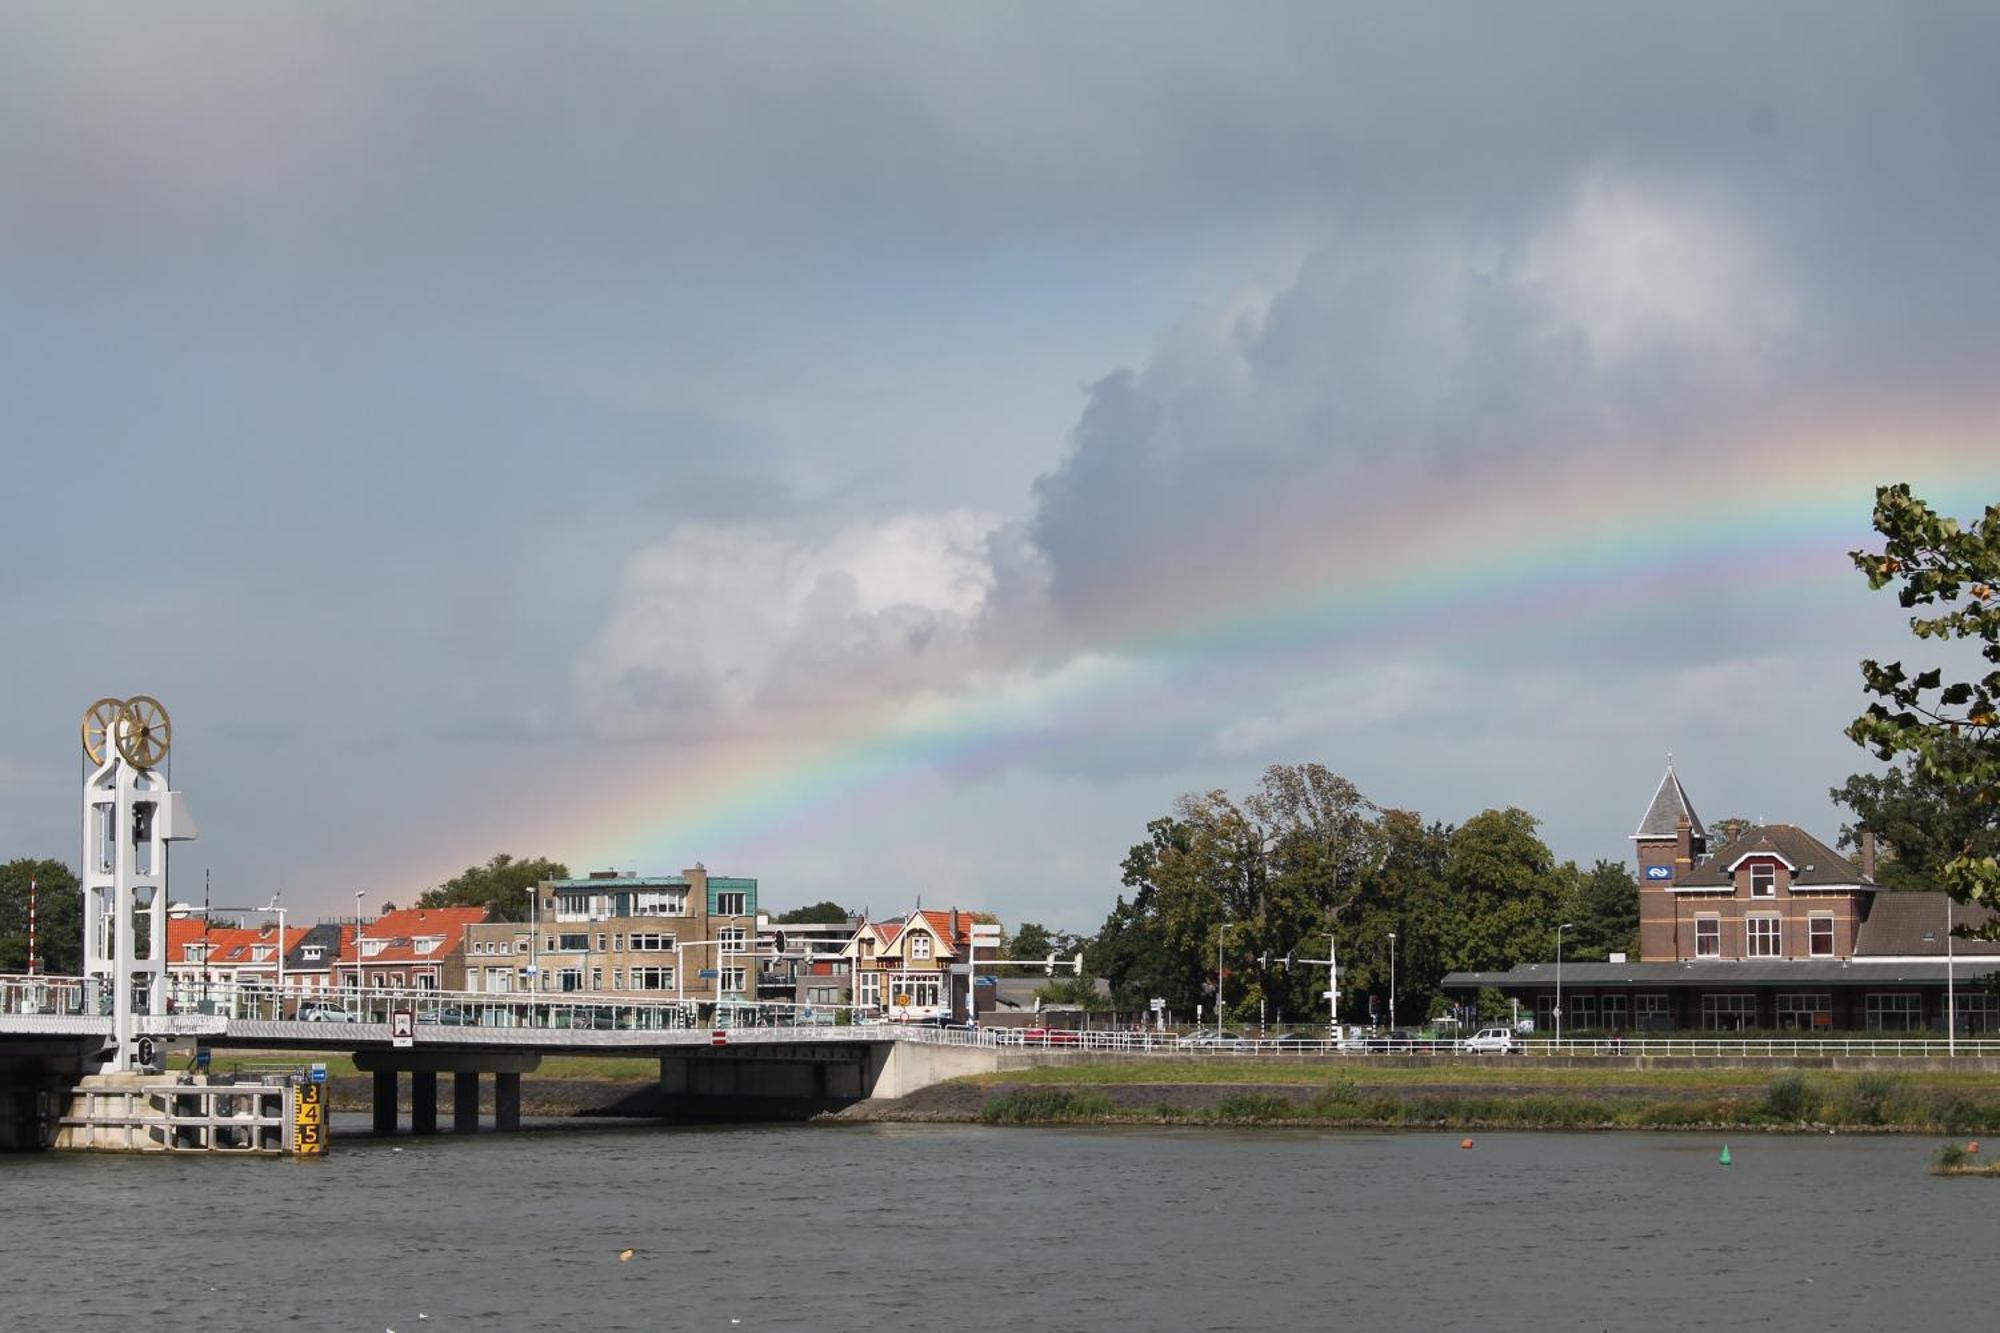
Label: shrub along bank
xmin=973 ymin=1071 xmax=2000 ymax=1133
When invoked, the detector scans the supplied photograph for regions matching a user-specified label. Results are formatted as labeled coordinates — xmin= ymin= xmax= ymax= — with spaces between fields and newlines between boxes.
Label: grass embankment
xmin=970 ymin=1068 xmax=2000 ymax=1133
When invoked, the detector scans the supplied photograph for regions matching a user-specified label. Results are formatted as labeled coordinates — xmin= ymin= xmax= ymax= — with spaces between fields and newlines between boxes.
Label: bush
xmin=1933 ymin=1142 xmax=1969 ymax=1173
xmin=1833 ymin=1073 xmax=1908 ymax=1127
xmin=1763 ymin=1072 xmax=1817 ymax=1123
xmin=980 ymin=1088 xmax=1115 ymax=1124
xmin=1216 ymin=1092 xmax=1296 ymax=1122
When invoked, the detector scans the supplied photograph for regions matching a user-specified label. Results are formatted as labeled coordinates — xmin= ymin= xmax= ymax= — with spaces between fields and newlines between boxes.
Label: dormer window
xmin=302 ymin=946 xmax=324 ymax=961
xmin=1751 ymin=865 xmax=1776 ymax=897
xmin=912 ymin=933 xmax=932 ymax=961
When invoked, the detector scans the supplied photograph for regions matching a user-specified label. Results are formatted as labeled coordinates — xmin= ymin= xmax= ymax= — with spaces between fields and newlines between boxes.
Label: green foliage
xmin=1829 ymin=1072 xmax=1909 ymax=1127
xmin=416 ymin=853 xmax=570 ymax=921
xmin=1848 ymin=485 xmax=2000 ymax=907
xmin=980 ymin=1088 xmax=1115 ymax=1123
xmin=1934 ymin=1141 xmax=1970 ymax=1172
xmin=1831 ymin=746 xmax=1997 ymax=891
xmin=773 ymin=901 xmax=851 ymax=924
xmin=1559 ymin=859 xmax=1639 ymax=960
xmin=0 ymin=859 xmax=82 ymax=974
xmin=1763 ymin=1072 xmax=1816 ymax=1122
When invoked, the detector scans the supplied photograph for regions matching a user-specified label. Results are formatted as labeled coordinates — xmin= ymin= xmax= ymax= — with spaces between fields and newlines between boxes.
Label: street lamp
xmin=1948 ymin=895 xmax=1957 ymax=1057
xmin=1387 ymin=931 xmax=1397 ymax=1031
xmin=1217 ymin=921 xmax=1234 ymax=1039
xmin=353 ymin=890 xmax=367 ymax=1000
xmin=1555 ymin=922 xmax=1574 ymax=1047
xmin=262 ymin=895 xmax=287 ymax=1002
xmin=525 ymin=883 xmax=540 ymax=1001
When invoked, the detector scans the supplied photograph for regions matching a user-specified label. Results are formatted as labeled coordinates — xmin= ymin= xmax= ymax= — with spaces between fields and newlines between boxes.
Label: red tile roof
xmin=350 ymin=906 xmax=488 ymax=964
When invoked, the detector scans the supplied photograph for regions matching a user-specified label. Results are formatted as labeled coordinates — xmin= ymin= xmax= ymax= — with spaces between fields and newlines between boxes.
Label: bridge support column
xmin=372 ymin=1069 xmax=398 ymax=1136
xmin=494 ymin=1071 xmax=521 ymax=1132
xmin=453 ymin=1071 xmax=479 ymax=1133
xmin=410 ymin=1071 xmax=438 ymax=1136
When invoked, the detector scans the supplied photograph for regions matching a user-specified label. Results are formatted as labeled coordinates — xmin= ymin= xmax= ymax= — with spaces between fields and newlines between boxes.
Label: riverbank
xmin=839 ymin=1065 xmax=2000 ymax=1134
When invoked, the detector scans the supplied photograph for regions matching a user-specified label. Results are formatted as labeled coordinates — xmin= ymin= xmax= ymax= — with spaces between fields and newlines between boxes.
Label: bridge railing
xmin=0 ymin=974 xmax=96 ymax=1017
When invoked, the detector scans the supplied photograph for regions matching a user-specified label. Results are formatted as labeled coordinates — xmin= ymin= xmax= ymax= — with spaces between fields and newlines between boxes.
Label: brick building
xmin=1445 ymin=762 xmax=2000 ymax=1032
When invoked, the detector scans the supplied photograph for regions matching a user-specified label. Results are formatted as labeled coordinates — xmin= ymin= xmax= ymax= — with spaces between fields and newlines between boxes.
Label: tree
xmin=416 ymin=854 xmax=570 ymax=921
xmin=0 ymin=859 xmax=83 ymax=974
xmin=1830 ymin=745 xmax=1997 ymax=890
xmin=1848 ymin=485 xmax=2000 ymax=906
xmin=1438 ymin=808 xmax=1564 ymax=977
xmin=1009 ymin=921 xmax=1056 ymax=961
xmin=1560 ymin=859 xmax=1638 ymax=960
xmin=774 ymin=901 xmax=851 ymax=924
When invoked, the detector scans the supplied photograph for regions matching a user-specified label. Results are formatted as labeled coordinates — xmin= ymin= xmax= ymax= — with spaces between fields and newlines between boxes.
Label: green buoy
xmin=1719 ymin=1145 xmax=1732 ymax=1166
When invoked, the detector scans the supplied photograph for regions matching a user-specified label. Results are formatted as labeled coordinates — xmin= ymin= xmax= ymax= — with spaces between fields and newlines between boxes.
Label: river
xmin=6 ymin=1122 xmax=1983 ymax=1331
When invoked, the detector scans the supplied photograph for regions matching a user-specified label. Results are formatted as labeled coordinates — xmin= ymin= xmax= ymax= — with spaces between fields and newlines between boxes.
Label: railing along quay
xmin=8 ymin=975 xmax=1999 ymax=1058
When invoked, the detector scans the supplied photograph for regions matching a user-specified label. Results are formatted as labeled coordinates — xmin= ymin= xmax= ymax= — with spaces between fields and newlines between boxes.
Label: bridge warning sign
xmin=293 ymin=1081 xmax=327 ymax=1156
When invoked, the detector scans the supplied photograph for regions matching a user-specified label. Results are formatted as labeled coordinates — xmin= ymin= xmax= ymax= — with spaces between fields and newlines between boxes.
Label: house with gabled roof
xmin=165 ymin=917 xmax=310 ymax=1009
xmin=1445 ymin=760 xmax=2000 ymax=1033
xmin=843 ymin=908 xmax=975 ymax=1021
xmin=336 ymin=906 xmax=488 ymax=992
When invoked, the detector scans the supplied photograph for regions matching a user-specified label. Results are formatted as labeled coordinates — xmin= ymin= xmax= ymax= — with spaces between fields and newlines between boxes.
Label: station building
xmin=1443 ymin=763 xmax=2000 ymax=1033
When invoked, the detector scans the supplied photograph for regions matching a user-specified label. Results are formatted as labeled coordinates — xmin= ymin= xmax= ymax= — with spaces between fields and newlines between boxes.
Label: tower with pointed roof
xmin=1633 ymin=760 xmax=1706 ymax=961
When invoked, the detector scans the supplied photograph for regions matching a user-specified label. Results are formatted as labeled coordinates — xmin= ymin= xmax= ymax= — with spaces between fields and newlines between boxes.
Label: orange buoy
xmin=1460 ymin=1137 xmax=1474 ymax=1150
xmin=1968 ymin=1141 xmax=1981 ymax=1155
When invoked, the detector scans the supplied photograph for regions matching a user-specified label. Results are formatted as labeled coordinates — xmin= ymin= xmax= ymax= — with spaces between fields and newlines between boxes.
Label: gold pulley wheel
xmin=82 ymin=698 xmax=126 ymax=766
xmin=115 ymin=695 xmax=172 ymax=770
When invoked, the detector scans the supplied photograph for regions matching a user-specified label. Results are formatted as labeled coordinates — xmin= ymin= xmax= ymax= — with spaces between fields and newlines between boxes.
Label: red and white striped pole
xmin=27 ymin=874 xmax=37 ymax=976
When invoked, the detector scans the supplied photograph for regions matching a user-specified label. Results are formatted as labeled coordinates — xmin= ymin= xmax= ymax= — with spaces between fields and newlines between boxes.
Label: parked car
xmin=1175 ymin=1029 xmax=1246 ymax=1050
xmin=1020 ymin=1027 xmax=1081 ymax=1045
xmin=428 ymin=1005 xmax=477 ymax=1027
xmin=297 ymin=1000 xmax=356 ymax=1022
xmin=1365 ymin=1028 xmax=1417 ymax=1053
xmin=1461 ymin=1026 xmax=1519 ymax=1054
xmin=1270 ymin=1030 xmax=1328 ymax=1046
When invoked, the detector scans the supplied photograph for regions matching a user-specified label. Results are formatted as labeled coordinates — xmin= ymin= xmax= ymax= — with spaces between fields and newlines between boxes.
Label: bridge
xmin=0 ymin=973 xmax=1012 ymax=1150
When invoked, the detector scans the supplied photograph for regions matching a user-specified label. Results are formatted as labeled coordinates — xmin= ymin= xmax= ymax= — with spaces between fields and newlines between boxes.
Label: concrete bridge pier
xmin=453 ymin=1071 xmax=479 ymax=1133
xmin=353 ymin=1050 xmax=540 ymax=1136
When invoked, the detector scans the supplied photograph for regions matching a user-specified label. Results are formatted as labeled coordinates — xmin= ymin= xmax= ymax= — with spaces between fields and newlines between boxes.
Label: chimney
xmin=1860 ymin=828 xmax=1877 ymax=883
xmin=949 ymin=908 xmax=960 ymax=945
xmin=1675 ymin=812 xmax=1693 ymax=872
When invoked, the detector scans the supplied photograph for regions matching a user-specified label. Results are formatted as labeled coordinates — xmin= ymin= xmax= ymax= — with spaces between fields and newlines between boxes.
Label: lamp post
xmin=1948 ymin=895 xmax=1957 ymax=1057
xmin=1217 ymin=921 xmax=1234 ymax=1039
xmin=263 ymin=895 xmax=287 ymax=1003
xmin=526 ymin=883 xmax=541 ymax=1003
xmin=353 ymin=890 xmax=367 ymax=1005
xmin=1387 ymin=931 xmax=1397 ymax=1031
xmin=1555 ymin=922 xmax=1574 ymax=1047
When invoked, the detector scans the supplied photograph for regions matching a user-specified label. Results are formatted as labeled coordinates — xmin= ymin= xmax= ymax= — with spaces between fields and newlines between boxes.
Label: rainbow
xmin=440 ymin=400 xmax=2000 ymax=883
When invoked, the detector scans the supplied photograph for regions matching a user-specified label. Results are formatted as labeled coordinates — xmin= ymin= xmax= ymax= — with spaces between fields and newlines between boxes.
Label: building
xmin=165 ymin=917 xmax=308 ymax=1009
xmin=843 ymin=909 xmax=977 ymax=1022
xmin=333 ymin=906 xmax=488 ymax=992
xmin=1444 ymin=761 xmax=2000 ymax=1032
xmin=460 ymin=867 xmax=760 ymax=1006
xmin=281 ymin=923 xmax=352 ymax=996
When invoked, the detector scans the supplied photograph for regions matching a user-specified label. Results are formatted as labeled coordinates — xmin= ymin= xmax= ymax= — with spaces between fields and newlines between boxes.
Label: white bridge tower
xmin=79 ymin=696 xmax=198 ymax=1072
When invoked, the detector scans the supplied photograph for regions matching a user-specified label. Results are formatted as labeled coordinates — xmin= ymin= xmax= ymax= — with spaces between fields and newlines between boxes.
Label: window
xmin=1599 ymin=995 xmax=1629 ymax=1032
xmin=415 ymin=974 xmax=435 ymax=991
xmin=1865 ymin=992 xmax=1922 ymax=1032
xmin=1809 ymin=916 xmax=1835 ymax=958
xmin=631 ymin=966 xmax=674 ymax=990
xmin=590 ymin=967 xmax=603 ymax=991
xmin=558 ymin=968 xmax=582 ymax=993
xmin=1751 ymin=864 xmax=1776 ymax=897
xmin=1700 ymin=994 xmax=1758 ymax=1031
xmin=1776 ymin=993 xmax=1831 ymax=1030
xmin=1695 ymin=917 xmax=1721 ymax=958
xmin=612 ymin=969 xmax=624 ymax=991
xmin=716 ymin=891 xmax=746 ymax=916
xmin=911 ymin=933 xmax=932 ymax=961
xmin=629 ymin=932 xmax=676 ymax=952
xmin=613 ymin=935 xmax=624 ymax=953
xmin=631 ymin=889 xmax=687 ymax=917
xmin=1953 ymin=992 xmax=2000 ymax=1034
xmin=558 ymin=933 xmax=589 ymax=953
xmin=719 ymin=926 xmax=747 ymax=955
xmin=1747 ymin=916 xmax=1781 ymax=958
xmin=515 ymin=937 xmax=528 ymax=953
xmin=596 ymin=933 xmax=608 ymax=953
xmin=858 ymin=973 xmax=882 ymax=1007
xmin=720 ymin=967 xmax=747 ymax=992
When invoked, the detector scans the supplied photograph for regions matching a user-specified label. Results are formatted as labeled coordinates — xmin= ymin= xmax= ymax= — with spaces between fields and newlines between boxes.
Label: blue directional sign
xmin=1645 ymin=866 xmax=1674 ymax=880
xmin=697 ymin=968 xmax=719 ymax=979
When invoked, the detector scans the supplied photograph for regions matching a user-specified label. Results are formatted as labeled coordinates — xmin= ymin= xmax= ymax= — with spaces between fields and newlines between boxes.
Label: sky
xmin=3 ymin=4 xmax=1998 ymax=930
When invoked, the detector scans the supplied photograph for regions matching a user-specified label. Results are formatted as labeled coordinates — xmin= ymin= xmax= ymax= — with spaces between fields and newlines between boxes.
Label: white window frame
xmin=1746 ymin=915 xmax=1781 ymax=958
xmin=1751 ymin=864 xmax=1776 ymax=898
xmin=1695 ymin=915 xmax=1721 ymax=958
xmin=911 ymin=932 xmax=933 ymax=961
xmin=1809 ymin=914 xmax=1835 ymax=958
xmin=716 ymin=891 xmax=747 ymax=916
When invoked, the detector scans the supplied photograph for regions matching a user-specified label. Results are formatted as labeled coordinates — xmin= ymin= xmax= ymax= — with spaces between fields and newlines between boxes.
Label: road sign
xmin=392 ymin=1010 xmax=414 ymax=1048
xmin=1149 ymin=998 xmax=1165 ymax=1012
xmin=524 ymin=965 xmax=541 ymax=977
xmin=697 ymin=968 xmax=719 ymax=979
xmin=970 ymin=923 xmax=1003 ymax=944
xmin=309 ymin=1063 xmax=327 ymax=1084
xmin=710 ymin=1030 xmax=728 ymax=1048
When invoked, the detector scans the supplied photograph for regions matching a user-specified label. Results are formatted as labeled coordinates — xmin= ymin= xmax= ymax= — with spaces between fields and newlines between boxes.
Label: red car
xmin=1019 ymin=1027 xmax=1081 ymax=1045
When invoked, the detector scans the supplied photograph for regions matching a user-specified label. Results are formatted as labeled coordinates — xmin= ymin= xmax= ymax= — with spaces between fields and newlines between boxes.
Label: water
xmin=5 ymin=1123 xmax=1984 ymax=1331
